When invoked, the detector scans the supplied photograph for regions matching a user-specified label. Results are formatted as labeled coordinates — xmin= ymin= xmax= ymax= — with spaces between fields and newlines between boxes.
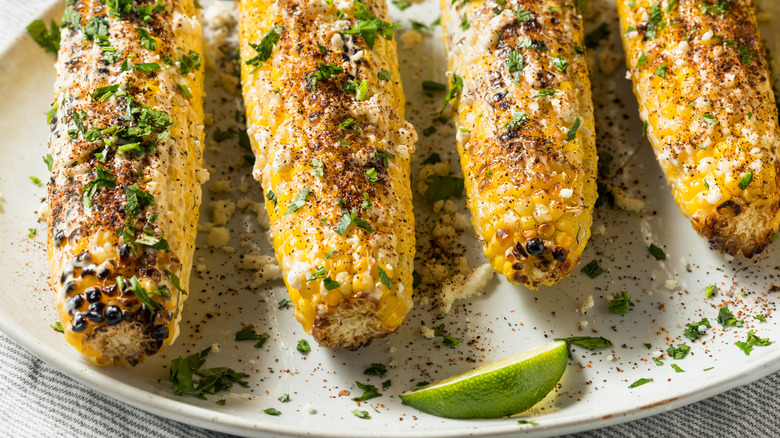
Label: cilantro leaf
xmin=364 ymin=363 xmax=387 ymax=376
xmin=424 ymin=175 xmax=464 ymax=203
xmin=27 ymin=19 xmax=61 ymax=54
xmin=343 ymin=1 xmax=401 ymax=50
xmin=607 ymin=291 xmax=634 ymax=314
xmin=283 ymin=187 xmax=310 ymax=215
xmin=82 ymin=166 xmax=116 ymax=208
xmin=246 ymin=26 xmax=283 ymax=66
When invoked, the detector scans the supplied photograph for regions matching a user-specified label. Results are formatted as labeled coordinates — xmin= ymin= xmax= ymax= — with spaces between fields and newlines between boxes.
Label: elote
xmin=440 ymin=0 xmax=598 ymax=288
xmin=238 ymin=0 xmax=416 ymax=348
xmin=617 ymin=0 xmax=780 ymax=257
xmin=46 ymin=0 xmax=205 ymax=365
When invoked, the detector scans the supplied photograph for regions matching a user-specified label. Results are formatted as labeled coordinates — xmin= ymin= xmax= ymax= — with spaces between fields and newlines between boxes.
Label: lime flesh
xmin=399 ymin=341 xmax=568 ymax=419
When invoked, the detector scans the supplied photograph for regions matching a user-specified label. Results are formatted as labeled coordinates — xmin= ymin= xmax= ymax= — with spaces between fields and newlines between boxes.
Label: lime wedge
xmin=399 ymin=340 xmax=568 ymax=419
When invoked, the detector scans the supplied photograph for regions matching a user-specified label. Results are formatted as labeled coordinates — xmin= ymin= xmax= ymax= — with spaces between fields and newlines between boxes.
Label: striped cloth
xmin=3 ymin=1 xmax=780 ymax=437
xmin=2 ymin=331 xmax=779 ymax=437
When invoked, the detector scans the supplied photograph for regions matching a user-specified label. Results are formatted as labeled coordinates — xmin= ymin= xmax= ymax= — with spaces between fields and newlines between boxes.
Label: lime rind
xmin=399 ymin=341 xmax=568 ymax=419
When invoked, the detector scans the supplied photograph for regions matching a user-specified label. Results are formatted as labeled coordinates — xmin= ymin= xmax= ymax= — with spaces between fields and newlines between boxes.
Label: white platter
xmin=2 ymin=1 xmax=780 ymax=437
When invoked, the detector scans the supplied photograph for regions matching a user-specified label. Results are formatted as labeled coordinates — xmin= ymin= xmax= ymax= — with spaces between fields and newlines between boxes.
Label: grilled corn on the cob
xmin=617 ymin=0 xmax=780 ymax=256
xmin=239 ymin=0 xmax=416 ymax=348
xmin=440 ymin=0 xmax=598 ymax=288
xmin=47 ymin=0 xmax=205 ymax=365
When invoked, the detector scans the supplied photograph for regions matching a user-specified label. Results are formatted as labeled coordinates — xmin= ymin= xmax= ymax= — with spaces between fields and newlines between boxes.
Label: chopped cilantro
xmin=335 ymin=208 xmax=373 ymax=234
xmin=177 ymin=84 xmax=193 ymax=98
xmin=705 ymin=284 xmax=717 ymax=298
xmin=364 ymin=167 xmax=378 ymax=183
xmin=246 ymin=26 xmax=283 ymax=66
xmin=551 ymin=55 xmax=569 ymax=72
xmin=607 ymin=291 xmax=634 ymax=314
xmin=266 ymin=189 xmax=278 ymax=206
xmin=307 ymin=62 xmax=344 ymax=89
xmin=352 ymin=409 xmax=370 ymax=419
xmin=422 ymin=81 xmax=447 ymax=92
xmin=536 ymin=88 xmax=557 ymax=98
xmin=378 ymin=267 xmax=393 ymax=289
xmin=338 ymin=118 xmax=359 ymax=130
xmin=667 ymin=344 xmax=690 ymax=359
xmin=738 ymin=171 xmax=753 ymax=190
xmin=422 ymin=153 xmax=442 ymax=164
xmin=278 ymin=299 xmax=292 ymax=309
xmin=377 ymin=70 xmax=391 ymax=81
xmin=443 ymin=336 xmax=461 ymax=347
xmin=283 ymin=187 xmax=310 ymax=215
xmin=134 ymin=62 xmax=160 ymax=72
xmin=566 ymin=116 xmax=581 ymax=141
xmin=410 ymin=20 xmax=431 ymax=32
xmin=278 ymin=394 xmax=290 ymax=402
xmin=702 ymin=113 xmax=718 ymax=125
xmin=671 ymin=364 xmax=685 ymax=373
xmin=648 ymin=244 xmax=665 ymax=260
xmin=424 ymin=175 xmax=464 ymax=202
xmin=683 ymin=318 xmax=711 ymax=341
xmin=353 ymin=381 xmax=381 ymax=401
xmin=169 ymin=348 xmax=249 ymax=399
xmin=27 ymin=19 xmax=60 ymax=54
xmin=297 ymin=339 xmax=311 ymax=353
xmin=134 ymin=27 xmax=157 ymax=50
xmin=736 ymin=330 xmax=771 ymax=355
xmin=343 ymin=1 xmax=400 ymax=49
xmin=555 ymin=336 xmax=613 ymax=358
xmin=323 ymin=277 xmax=341 ymax=290
xmin=514 ymin=6 xmax=532 ymax=23
xmin=459 ymin=14 xmax=470 ymax=31
xmin=51 ymin=321 xmax=64 ymax=333
xmin=364 ymin=363 xmax=387 ymax=376
xmin=739 ymin=45 xmax=753 ymax=66
xmin=637 ymin=52 xmax=647 ymax=67
xmin=581 ymin=259 xmax=604 ymax=278
xmin=654 ymin=62 xmax=667 ymax=78
xmin=628 ymin=378 xmax=653 ymax=388
xmin=178 ymin=51 xmax=202 ymax=75
xmin=643 ymin=1 xmax=665 ymax=40
xmin=717 ymin=306 xmax=744 ymax=327
xmin=504 ymin=110 xmax=528 ymax=131
xmin=311 ymin=158 xmax=325 ymax=177
xmin=755 ymin=314 xmax=766 ymax=322
xmin=652 ymin=357 xmax=664 ymax=366
xmin=82 ymin=166 xmax=116 ymax=208
xmin=437 ymin=73 xmax=463 ymax=115
xmin=507 ymin=49 xmax=524 ymax=79
xmin=263 ymin=408 xmax=281 ymax=416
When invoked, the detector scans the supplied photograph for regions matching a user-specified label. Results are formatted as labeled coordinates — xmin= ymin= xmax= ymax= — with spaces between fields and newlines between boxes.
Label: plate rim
xmin=3 ymin=313 xmax=779 ymax=438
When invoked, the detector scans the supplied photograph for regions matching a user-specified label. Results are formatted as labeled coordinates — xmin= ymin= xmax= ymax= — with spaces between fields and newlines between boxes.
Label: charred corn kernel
xmin=440 ymin=0 xmax=597 ymax=288
xmin=617 ymin=0 xmax=780 ymax=257
xmin=239 ymin=0 xmax=416 ymax=349
xmin=47 ymin=1 xmax=205 ymax=366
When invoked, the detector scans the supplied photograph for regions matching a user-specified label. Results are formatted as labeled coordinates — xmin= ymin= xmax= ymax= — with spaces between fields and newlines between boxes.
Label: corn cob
xmin=440 ymin=0 xmax=598 ymax=288
xmin=617 ymin=0 xmax=780 ymax=257
xmin=238 ymin=0 xmax=416 ymax=349
xmin=47 ymin=0 xmax=205 ymax=365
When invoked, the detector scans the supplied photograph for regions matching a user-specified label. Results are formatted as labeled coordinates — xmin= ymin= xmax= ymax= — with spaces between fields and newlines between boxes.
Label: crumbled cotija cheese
xmin=207 ymin=226 xmax=230 ymax=247
xmin=210 ymin=199 xmax=236 ymax=225
xmin=441 ymin=264 xmax=495 ymax=313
